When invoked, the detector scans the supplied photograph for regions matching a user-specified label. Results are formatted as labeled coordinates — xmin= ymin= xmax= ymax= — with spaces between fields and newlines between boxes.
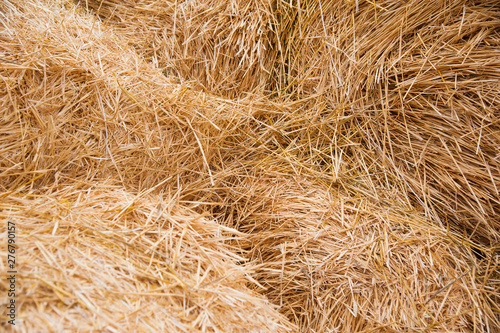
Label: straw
xmin=0 ymin=0 xmax=499 ymax=331
xmin=0 ymin=184 xmax=293 ymax=332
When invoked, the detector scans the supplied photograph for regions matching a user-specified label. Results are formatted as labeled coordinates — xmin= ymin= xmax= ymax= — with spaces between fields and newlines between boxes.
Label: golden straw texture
xmin=0 ymin=0 xmax=499 ymax=331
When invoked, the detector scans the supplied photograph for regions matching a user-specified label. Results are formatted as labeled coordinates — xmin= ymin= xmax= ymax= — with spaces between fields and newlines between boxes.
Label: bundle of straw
xmin=0 ymin=185 xmax=293 ymax=332
xmin=82 ymin=0 xmax=276 ymax=98
xmin=204 ymin=169 xmax=500 ymax=332
xmin=256 ymin=0 xmax=500 ymax=246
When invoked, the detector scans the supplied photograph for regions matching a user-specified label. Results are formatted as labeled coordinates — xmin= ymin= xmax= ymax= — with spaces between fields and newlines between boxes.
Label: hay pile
xmin=84 ymin=0 xmax=276 ymax=98
xmin=1 ymin=0 xmax=499 ymax=331
xmin=0 ymin=186 xmax=292 ymax=332
xmin=264 ymin=0 xmax=500 ymax=246
xmin=207 ymin=170 xmax=499 ymax=331
xmin=0 ymin=1 xmax=292 ymax=331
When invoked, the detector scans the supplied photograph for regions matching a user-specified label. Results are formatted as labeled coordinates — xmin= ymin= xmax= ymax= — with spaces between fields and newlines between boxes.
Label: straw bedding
xmin=0 ymin=0 xmax=499 ymax=331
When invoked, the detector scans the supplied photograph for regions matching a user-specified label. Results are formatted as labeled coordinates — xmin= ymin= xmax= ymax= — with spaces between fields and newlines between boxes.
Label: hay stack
xmin=0 ymin=185 xmax=293 ymax=332
xmin=72 ymin=0 xmax=500 ymax=246
xmin=205 ymin=169 xmax=500 ymax=332
xmin=0 ymin=0 xmax=271 ymax=193
xmin=259 ymin=0 xmax=500 ymax=247
xmin=358 ymin=0 xmax=500 ymax=246
xmin=82 ymin=0 xmax=276 ymax=98
xmin=0 ymin=1 xmax=293 ymax=331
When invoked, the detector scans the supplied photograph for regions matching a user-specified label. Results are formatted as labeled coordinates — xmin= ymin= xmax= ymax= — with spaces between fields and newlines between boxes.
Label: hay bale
xmin=0 ymin=185 xmax=293 ymax=332
xmin=256 ymin=0 xmax=500 ymax=246
xmin=207 ymin=171 xmax=500 ymax=332
xmin=0 ymin=0 xmax=270 ymax=193
xmin=81 ymin=0 xmax=276 ymax=98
